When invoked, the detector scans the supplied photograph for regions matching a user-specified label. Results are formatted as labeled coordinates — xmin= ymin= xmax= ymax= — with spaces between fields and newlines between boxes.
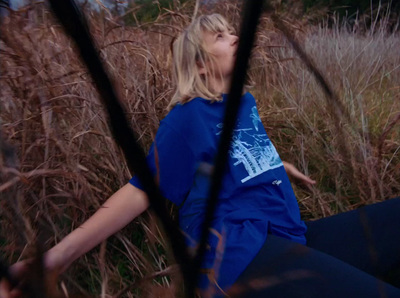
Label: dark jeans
xmin=232 ymin=198 xmax=400 ymax=297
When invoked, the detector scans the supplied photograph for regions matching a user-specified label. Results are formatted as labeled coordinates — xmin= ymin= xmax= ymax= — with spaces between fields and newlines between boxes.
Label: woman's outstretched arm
xmin=282 ymin=161 xmax=316 ymax=186
xmin=12 ymin=183 xmax=149 ymax=278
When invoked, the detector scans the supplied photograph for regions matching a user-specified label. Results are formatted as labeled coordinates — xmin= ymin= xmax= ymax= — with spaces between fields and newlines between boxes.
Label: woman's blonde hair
xmin=168 ymin=14 xmax=235 ymax=109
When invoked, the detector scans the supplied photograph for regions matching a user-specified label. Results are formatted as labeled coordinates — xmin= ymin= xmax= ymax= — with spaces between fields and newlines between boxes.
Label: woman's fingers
xmin=9 ymin=261 xmax=29 ymax=281
xmin=284 ymin=162 xmax=316 ymax=186
xmin=0 ymin=279 xmax=11 ymax=298
xmin=295 ymin=171 xmax=316 ymax=186
xmin=0 ymin=279 xmax=23 ymax=298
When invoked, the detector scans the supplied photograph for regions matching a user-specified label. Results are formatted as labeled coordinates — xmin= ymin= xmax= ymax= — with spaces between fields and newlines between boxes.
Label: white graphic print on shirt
xmin=216 ymin=106 xmax=283 ymax=183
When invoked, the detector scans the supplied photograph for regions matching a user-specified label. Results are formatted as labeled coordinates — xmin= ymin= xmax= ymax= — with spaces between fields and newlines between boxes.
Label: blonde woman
xmin=3 ymin=14 xmax=400 ymax=298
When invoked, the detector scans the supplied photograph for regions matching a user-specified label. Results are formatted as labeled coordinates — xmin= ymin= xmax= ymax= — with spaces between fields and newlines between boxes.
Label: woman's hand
xmin=0 ymin=278 xmax=16 ymax=298
xmin=282 ymin=161 xmax=316 ymax=187
xmin=0 ymin=259 xmax=43 ymax=298
xmin=0 ymin=250 xmax=65 ymax=298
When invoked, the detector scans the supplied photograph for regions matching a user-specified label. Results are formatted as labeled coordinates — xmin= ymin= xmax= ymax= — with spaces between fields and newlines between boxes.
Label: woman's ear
xmin=197 ymin=61 xmax=206 ymax=75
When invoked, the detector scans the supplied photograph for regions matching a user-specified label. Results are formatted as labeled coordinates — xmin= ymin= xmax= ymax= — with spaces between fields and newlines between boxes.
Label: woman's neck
xmin=208 ymin=76 xmax=231 ymax=94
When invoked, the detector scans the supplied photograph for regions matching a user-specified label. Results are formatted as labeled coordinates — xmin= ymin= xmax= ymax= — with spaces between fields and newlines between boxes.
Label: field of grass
xmin=0 ymin=0 xmax=399 ymax=296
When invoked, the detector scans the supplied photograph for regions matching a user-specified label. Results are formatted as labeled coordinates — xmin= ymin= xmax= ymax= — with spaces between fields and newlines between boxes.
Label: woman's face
xmin=199 ymin=29 xmax=239 ymax=80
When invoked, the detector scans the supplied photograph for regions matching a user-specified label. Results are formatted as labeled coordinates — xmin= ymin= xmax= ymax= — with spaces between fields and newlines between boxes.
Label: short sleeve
xmin=129 ymin=121 xmax=197 ymax=206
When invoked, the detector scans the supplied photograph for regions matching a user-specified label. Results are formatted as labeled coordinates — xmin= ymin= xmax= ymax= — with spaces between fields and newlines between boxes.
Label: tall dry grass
xmin=0 ymin=1 xmax=399 ymax=296
xmin=253 ymin=12 xmax=400 ymax=218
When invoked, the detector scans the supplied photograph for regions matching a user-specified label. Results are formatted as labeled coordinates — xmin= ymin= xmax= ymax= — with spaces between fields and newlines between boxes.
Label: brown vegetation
xmin=0 ymin=0 xmax=399 ymax=296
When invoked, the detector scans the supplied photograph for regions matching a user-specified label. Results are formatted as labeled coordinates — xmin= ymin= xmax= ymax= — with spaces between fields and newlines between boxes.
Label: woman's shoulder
xmin=165 ymin=96 xmax=220 ymax=120
xmin=174 ymin=96 xmax=219 ymax=109
xmin=160 ymin=96 xmax=223 ymax=138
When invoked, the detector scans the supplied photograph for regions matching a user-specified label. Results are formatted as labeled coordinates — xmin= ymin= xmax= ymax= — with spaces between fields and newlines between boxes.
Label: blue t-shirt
xmin=130 ymin=92 xmax=307 ymax=292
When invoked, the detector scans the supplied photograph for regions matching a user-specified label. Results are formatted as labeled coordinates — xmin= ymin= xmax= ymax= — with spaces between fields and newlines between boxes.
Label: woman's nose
xmin=231 ymin=35 xmax=239 ymax=45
